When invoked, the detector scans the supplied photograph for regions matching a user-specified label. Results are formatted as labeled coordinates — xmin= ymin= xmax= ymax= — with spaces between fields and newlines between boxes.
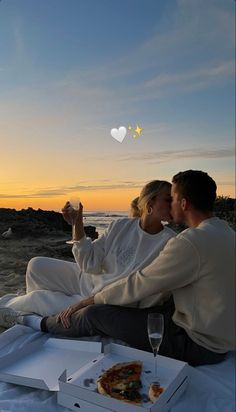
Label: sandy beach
xmin=0 ymin=235 xmax=74 ymax=297
xmin=0 ymin=234 xmax=75 ymax=333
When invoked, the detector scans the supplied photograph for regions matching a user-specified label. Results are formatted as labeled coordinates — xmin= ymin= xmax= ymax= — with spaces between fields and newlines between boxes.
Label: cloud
xmin=46 ymin=57 xmax=234 ymax=127
xmin=219 ymin=181 xmax=236 ymax=186
xmin=144 ymin=62 xmax=234 ymax=89
xmin=116 ymin=147 xmax=235 ymax=163
xmin=12 ymin=16 xmax=25 ymax=58
xmin=0 ymin=181 xmax=145 ymax=199
xmin=0 ymin=1 xmax=234 ymax=158
xmin=77 ymin=1 xmax=233 ymax=85
xmin=142 ymin=60 xmax=235 ymax=97
xmin=0 ymin=169 xmax=234 ymax=200
xmin=54 ymin=0 xmax=234 ymax=113
xmin=1 ymin=1 xmax=234 ymax=134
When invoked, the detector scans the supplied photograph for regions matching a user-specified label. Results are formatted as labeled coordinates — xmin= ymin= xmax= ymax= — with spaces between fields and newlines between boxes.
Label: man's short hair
xmin=172 ymin=170 xmax=217 ymax=212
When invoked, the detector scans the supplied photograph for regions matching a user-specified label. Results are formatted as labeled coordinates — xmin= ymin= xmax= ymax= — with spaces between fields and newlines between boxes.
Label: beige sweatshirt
xmin=94 ymin=217 xmax=235 ymax=353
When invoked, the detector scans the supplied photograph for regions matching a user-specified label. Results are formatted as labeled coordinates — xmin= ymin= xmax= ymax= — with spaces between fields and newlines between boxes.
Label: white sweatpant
xmin=3 ymin=257 xmax=95 ymax=316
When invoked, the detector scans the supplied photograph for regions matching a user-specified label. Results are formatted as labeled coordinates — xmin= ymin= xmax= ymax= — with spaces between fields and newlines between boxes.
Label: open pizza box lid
xmin=0 ymin=338 xmax=102 ymax=391
xmin=58 ymin=343 xmax=189 ymax=412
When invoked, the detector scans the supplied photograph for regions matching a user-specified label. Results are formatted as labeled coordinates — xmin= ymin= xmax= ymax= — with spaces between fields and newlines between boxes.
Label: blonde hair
xmin=137 ymin=180 xmax=171 ymax=216
xmin=129 ymin=197 xmax=140 ymax=218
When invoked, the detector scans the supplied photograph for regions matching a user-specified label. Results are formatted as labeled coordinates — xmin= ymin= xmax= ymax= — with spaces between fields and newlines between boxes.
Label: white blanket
xmin=0 ymin=326 xmax=235 ymax=412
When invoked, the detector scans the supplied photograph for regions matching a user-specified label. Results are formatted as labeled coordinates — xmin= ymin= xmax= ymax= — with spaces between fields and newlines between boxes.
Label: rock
xmin=84 ymin=225 xmax=99 ymax=240
xmin=0 ymin=208 xmax=98 ymax=240
xmin=1 ymin=228 xmax=13 ymax=238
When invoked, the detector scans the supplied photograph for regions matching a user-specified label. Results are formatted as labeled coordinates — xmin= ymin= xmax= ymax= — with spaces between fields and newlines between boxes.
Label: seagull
xmin=1 ymin=228 xmax=13 ymax=238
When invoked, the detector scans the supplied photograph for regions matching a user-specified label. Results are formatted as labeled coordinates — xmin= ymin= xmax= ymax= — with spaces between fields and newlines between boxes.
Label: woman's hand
xmin=62 ymin=201 xmax=83 ymax=225
xmin=56 ymin=296 xmax=95 ymax=328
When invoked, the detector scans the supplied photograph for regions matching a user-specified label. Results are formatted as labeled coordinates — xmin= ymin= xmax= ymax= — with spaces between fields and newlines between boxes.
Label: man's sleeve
xmin=94 ymin=235 xmax=200 ymax=305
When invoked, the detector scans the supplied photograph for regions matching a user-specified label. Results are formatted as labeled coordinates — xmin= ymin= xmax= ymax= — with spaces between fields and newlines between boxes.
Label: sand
xmin=0 ymin=234 xmax=74 ymax=333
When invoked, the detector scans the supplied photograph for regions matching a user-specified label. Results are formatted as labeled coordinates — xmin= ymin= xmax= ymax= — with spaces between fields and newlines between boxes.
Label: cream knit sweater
xmin=94 ymin=217 xmax=235 ymax=353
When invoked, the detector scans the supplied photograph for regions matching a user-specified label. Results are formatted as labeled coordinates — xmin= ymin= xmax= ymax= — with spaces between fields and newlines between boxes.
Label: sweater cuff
xmin=72 ymin=235 xmax=88 ymax=250
xmin=94 ymin=293 xmax=104 ymax=304
xmin=72 ymin=234 xmax=87 ymax=244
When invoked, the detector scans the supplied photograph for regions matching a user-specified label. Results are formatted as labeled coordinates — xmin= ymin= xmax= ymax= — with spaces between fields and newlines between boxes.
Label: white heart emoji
xmin=110 ymin=126 xmax=127 ymax=143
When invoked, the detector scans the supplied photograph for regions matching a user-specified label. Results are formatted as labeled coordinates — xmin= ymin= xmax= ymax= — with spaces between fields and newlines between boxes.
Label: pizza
xmin=97 ymin=361 xmax=164 ymax=405
xmin=97 ymin=361 xmax=143 ymax=404
xmin=148 ymin=382 xmax=164 ymax=402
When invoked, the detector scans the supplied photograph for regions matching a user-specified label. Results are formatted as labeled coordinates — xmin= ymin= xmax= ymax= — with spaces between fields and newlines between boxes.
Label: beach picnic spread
xmin=0 ymin=325 xmax=235 ymax=412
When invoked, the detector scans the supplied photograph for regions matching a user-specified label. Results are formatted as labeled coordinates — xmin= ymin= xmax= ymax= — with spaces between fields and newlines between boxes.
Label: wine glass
xmin=66 ymin=196 xmax=80 ymax=244
xmin=147 ymin=313 xmax=164 ymax=379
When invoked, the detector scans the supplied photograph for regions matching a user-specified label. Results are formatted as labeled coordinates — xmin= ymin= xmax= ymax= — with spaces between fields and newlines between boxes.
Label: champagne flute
xmin=147 ymin=313 xmax=164 ymax=379
xmin=66 ymin=196 xmax=80 ymax=244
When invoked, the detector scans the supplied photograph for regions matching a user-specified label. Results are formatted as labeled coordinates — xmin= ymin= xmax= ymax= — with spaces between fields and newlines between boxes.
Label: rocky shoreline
xmin=0 ymin=207 xmax=98 ymax=239
xmin=0 ymin=208 xmax=99 ymax=299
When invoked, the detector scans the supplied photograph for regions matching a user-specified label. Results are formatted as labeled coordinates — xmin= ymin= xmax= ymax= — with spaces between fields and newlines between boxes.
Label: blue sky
xmin=0 ymin=0 xmax=235 ymax=210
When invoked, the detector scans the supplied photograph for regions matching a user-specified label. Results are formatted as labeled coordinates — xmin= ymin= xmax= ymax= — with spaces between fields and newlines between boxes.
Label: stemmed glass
xmin=147 ymin=313 xmax=164 ymax=379
xmin=66 ymin=196 xmax=80 ymax=244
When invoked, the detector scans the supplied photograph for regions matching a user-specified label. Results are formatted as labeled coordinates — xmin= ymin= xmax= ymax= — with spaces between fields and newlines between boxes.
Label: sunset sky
xmin=0 ymin=0 xmax=235 ymax=212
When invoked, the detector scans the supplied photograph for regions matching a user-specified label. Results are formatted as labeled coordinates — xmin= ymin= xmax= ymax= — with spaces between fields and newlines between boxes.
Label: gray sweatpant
xmin=41 ymin=298 xmax=226 ymax=367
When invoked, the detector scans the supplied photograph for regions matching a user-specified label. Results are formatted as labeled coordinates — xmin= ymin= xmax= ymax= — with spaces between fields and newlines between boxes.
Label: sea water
xmin=83 ymin=211 xmax=128 ymax=235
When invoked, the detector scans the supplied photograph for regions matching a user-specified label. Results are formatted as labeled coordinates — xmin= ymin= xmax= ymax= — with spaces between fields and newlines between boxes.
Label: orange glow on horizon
xmin=217 ymin=184 xmax=235 ymax=199
xmin=0 ymin=188 xmax=142 ymax=212
xmin=0 ymin=185 xmax=234 ymax=212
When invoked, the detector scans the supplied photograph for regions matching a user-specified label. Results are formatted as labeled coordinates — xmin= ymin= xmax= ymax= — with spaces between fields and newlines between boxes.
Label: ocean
xmin=83 ymin=211 xmax=128 ymax=235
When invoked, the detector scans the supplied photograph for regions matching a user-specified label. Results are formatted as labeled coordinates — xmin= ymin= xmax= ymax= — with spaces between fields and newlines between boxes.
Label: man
xmin=1 ymin=170 xmax=235 ymax=366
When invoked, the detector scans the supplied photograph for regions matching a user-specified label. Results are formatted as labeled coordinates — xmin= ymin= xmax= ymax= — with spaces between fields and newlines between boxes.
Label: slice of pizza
xmin=97 ymin=360 xmax=143 ymax=404
xmin=148 ymin=382 xmax=164 ymax=402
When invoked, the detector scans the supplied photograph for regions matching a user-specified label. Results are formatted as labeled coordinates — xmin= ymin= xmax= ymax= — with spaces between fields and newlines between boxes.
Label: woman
xmin=129 ymin=197 xmax=139 ymax=218
xmin=0 ymin=180 xmax=175 ymax=321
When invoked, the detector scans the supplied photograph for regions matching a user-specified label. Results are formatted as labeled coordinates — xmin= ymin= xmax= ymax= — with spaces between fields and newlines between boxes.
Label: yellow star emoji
xmin=135 ymin=125 xmax=143 ymax=136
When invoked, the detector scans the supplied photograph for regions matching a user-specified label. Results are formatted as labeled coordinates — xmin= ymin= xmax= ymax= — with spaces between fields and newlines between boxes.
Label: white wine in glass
xmin=147 ymin=313 xmax=164 ymax=379
xmin=66 ymin=196 xmax=80 ymax=244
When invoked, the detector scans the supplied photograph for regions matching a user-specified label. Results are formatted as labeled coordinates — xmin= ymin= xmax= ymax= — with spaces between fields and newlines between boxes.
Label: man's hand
xmin=56 ymin=296 xmax=94 ymax=328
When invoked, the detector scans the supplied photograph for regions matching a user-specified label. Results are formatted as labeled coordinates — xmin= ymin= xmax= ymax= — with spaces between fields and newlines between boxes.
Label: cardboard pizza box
xmin=58 ymin=343 xmax=189 ymax=412
xmin=0 ymin=338 xmax=102 ymax=391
